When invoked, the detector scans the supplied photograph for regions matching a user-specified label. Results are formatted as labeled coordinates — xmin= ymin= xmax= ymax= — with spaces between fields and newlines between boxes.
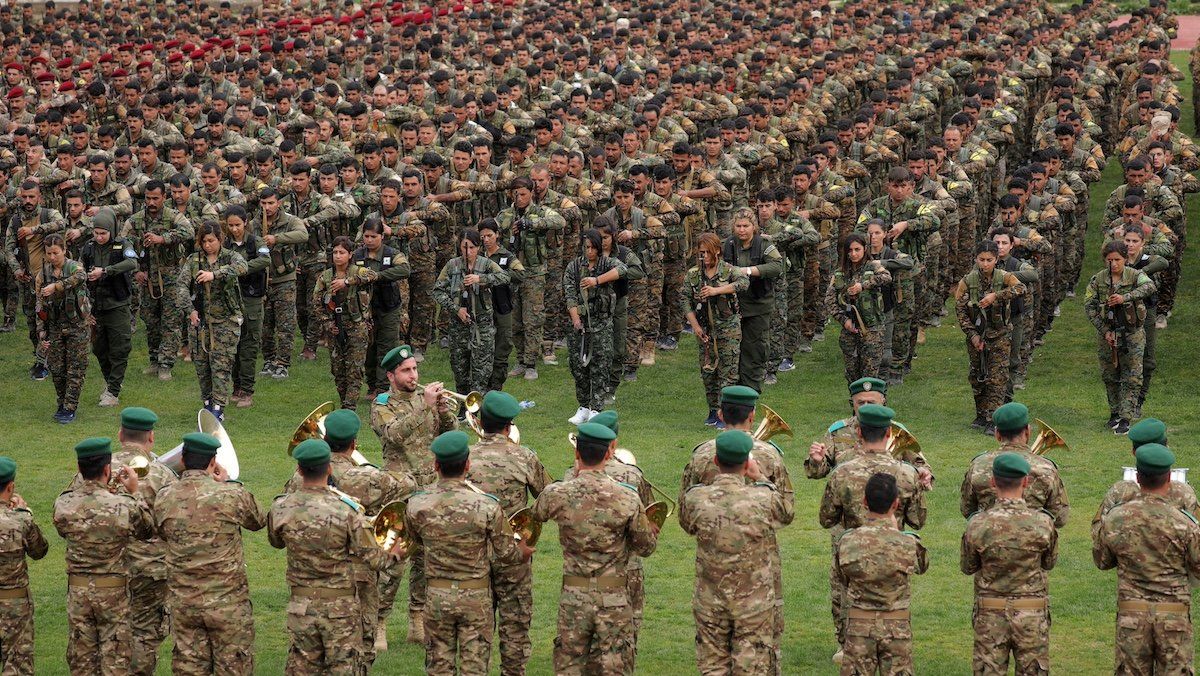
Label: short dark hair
xmin=1137 ymin=469 xmax=1170 ymax=490
xmin=993 ymin=474 xmax=1023 ymax=490
xmin=182 ymin=451 xmax=211 ymax=471
xmin=326 ymin=437 xmax=353 ymax=453
xmin=78 ymin=454 xmax=111 ymax=480
xmin=864 ymin=472 xmax=898 ymax=514
xmin=480 ymin=414 xmax=509 ymax=434
xmin=437 ymin=458 xmax=467 ymax=478
xmin=576 ymin=436 xmax=609 ymax=465
xmin=860 ymin=423 xmax=888 ymax=443
xmin=719 ymin=401 xmax=755 ymax=426
xmin=298 ymin=462 xmax=329 ymax=481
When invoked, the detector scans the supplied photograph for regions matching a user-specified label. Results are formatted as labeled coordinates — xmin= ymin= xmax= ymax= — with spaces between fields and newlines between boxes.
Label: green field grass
xmin=6 ymin=57 xmax=1200 ymax=674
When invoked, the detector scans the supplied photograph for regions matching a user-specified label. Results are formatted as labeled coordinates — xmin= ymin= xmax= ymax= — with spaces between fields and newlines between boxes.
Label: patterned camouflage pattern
xmin=960 ymin=444 xmax=1069 ymax=528
xmin=683 ymin=261 xmax=748 ymax=408
xmin=805 ymin=417 xmax=932 ymax=480
xmin=1083 ymin=266 xmax=1156 ymax=421
xmin=260 ymin=280 xmax=298 ymax=370
xmin=0 ymin=497 xmax=48 ymax=676
xmin=1093 ymin=480 xmax=1200 ymax=541
xmin=820 ymin=453 xmax=926 ymax=532
xmin=313 ymin=264 xmax=379 ymax=410
xmin=432 ymin=255 xmax=508 ymax=395
xmin=955 ymin=267 xmax=1026 ymax=422
xmin=39 ymin=260 xmax=89 ymax=411
xmin=180 ymin=249 xmax=247 ymax=408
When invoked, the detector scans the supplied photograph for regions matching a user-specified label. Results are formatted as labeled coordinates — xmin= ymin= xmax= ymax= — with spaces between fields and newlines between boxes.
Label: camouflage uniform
xmin=389 ymin=197 xmax=449 ymax=352
xmin=1093 ymin=493 xmax=1200 ymax=674
xmin=1093 ymin=479 xmax=1199 ymax=543
xmin=432 ymin=255 xmax=509 ymax=395
xmin=486 ymin=245 xmax=525 ymax=392
xmin=961 ymin=496 xmax=1058 ymax=675
xmin=826 ymin=260 xmax=892 ymax=384
xmin=313 ymin=264 xmax=379 ymax=410
xmin=725 ymin=234 xmax=784 ymax=392
xmin=608 ymin=245 xmax=644 ymax=397
xmin=532 ymin=470 xmax=659 ymax=675
xmin=288 ymin=190 xmax=340 ymax=356
xmin=53 ymin=478 xmax=154 ymax=675
xmin=960 ymin=443 xmax=1069 ymax=528
xmin=225 ymin=235 xmax=270 ymax=400
xmin=179 ymin=249 xmax=247 ymax=409
xmin=682 ymin=261 xmax=749 ymax=409
xmin=1083 ymin=265 xmax=1156 ymax=422
xmin=496 ymin=202 xmax=564 ymax=370
xmin=834 ymin=515 xmax=929 ymax=675
xmin=250 ymin=209 xmax=308 ymax=372
xmin=155 ymin=470 xmax=267 ymax=676
xmin=405 ymin=477 xmax=525 ymax=675
xmin=120 ymin=206 xmax=194 ymax=370
xmin=39 ymin=260 xmax=90 ymax=413
xmin=773 ymin=212 xmax=820 ymax=361
xmin=563 ymin=253 xmax=625 ymax=410
xmin=605 ymin=204 xmax=665 ymax=376
xmin=0 ymin=495 xmax=49 ymax=675
xmin=954 ymin=267 xmax=1025 ymax=424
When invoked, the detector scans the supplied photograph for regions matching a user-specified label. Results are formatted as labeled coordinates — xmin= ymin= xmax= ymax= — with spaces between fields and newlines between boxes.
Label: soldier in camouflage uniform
xmin=480 ymin=220 xmax=525 ymax=392
xmin=313 ymin=237 xmax=379 ymax=410
xmin=353 ymin=218 xmax=411 ymax=395
xmin=223 ymin=207 xmax=270 ymax=409
xmin=1093 ymin=419 xmax=1198 ymax=540
xmin=961 ymin=452 xmax=1058 ymax=676
xmin=250 ymin=188 xmax=308 ymax=379
xmin=391 ymin=171 xmax=450 ymax=356
xmin=1084 ymin=241 xmax=1157 ymax=434
xmin=80 ymin=210 xmax=137 ymax=407
xmin=37 ymin=234 xmax=90 ymax=423
xmin=826 ymin=233 xmax=892 ymax=385
xmin=154 ymin=432 xmax=266 ymax=676
xmin=606 ymin=179 xmax=665 ymax=381
xmin=684 ymin=232 xmax=749 ymax=422
xmin=433 ymin=230 xmax=509 ymax=396
xmin=564 ymin=229 xmax=626 ymax=419
xmin=0 ymin=456 xmax=49 ymax=676
xmin=4 ymin=181 xmax=65 ymax=379
xmin=834 ymin=471 xmax=929 ymax=675
xmin=285 ymin=163 xmax=341 ymax=361
xmin=1093 ymin=443 xmax=1200 ymax=675
xmin=680 ymin=430 xmax=794 ymax=675
xmin=53 ymin=437 xmax=154 ymax=676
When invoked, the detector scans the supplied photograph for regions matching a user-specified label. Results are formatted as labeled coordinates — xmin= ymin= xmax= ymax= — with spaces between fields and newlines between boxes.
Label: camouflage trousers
xmin=1158 ymin=224 xmax=1185 ymax=318
xmin=425 ymin=585 xmax=494 ymax=676
xmin=261 ymin=281 xmax=297 ymax=369
xmin=919 ymin=231 xmax=945 ymax=326
xmin=356 ymin=577 xmax=379 ymax=674
xmin=169 ymin=597 xmax=254 ymax=676
xmin=659 ymin=243 xmax=687 ymax=339
xmin=46 ymin=317 xmax=89 ymax=412
xmin=449 ymin=318 xmax=495 ymax=396
xmin=511 ymin=273 xmax=546 ymax=369
xmin=1007 ymin=311 xmax=1028 ymax=395
xmin=1100 ymin=329 xmax=1145 ymax=421
xmin=0 ymin=262 xmax=17 ymax=323
xmin=624 ymin=566 xmax=645 ymax=672
xmin=608 ymin=305 xmax=628 ymax=395
xmin=0 ymin=594 xmax=34 ymax=675
xmin=568 ymin=318 xmax=613 ymax=410
xmin=544 ymin=247 xmax=566 ymax=345
xmin=18 ymin=281 xmax=39 ymax=358
xmin=490 ymin=311 xmax=514 ymax=392
xmin=139 ymin=278 xmax=186 ymax=369
xmin=839 ymin=323 xmax=885 ymax=385
xmin=693 ymin=603 xmax=774 ymax=676
xmin=234 ymin=296 xmax=264 ymax=395
xmin=492 ymin=561 xmax=533 ymax=676
xmin=700 ymin=320 xmax=741 ymax=410
xmin=367 ymin=306 xmax=406 ymax=394
xmin=1018 ymin=308 xmax=1036 ymax=380
xmin=829 ymin=528 xmax=848 ymax=646
xmin=329 ymin=320 xmax=369 ymax=410
xmin=67 ymin=581 xmax=132 ymax=676
xmin=192 ymin=317 xmax=241 ymax=409
xmin=1035 ymin=250 xmax=1058 ymax=339
xmin=553 ymin=584 xmax=631 ymax=676
xmin=767 ymin=275 xmax=789 ymax=373
xmin=1064 ymin=205 xmax=1089 ymax=293
xmin=379 ymin=549 xmax=423 ymax=624
xmin=802 ymin=246 xmax=836 ymax=340
xmin=92 ymin=304 xmax=132 ymax=398
xmin=972 ymin=602 xmax=1049 ymax=676
xmin=286 ymin=593 xmax=359 ymax=675
xmin=1141 ymin=311 xmax=1158 ymax=409
xmin=890 ymin=276 xmax=916 ymax=376
xmin=406 ymin=255 xmax=437 ymax=353
xmin=296 ymin=264 xmax=323 ymax=352
xmin=783 ymin=271 xmax=806 ymax=357
xmin=1113 ymin=606 xmax=1193 ymax=676
xmin=626 ymin=255 xmax=664 ymax=371
xmin=968 ymin=330 xmax=1012 ymax=422
xmin=129 ymin=574 xmax=170 ymax=676
xmin=841 ymin=616 xmax=913 ymax=676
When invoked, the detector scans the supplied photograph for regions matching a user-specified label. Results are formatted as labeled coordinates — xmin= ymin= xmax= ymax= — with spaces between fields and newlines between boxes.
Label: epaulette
xmin=617 ymin=481 xmax=639 ymax=493
xmin=224 ymin=479 xmax=244 ymax=485
xmin=1042 ymin=456 xmax=1058 ymax=469
xmin=1181 ymin=509 xmax=1198 ymax=525
xmin=767 ymin=441 xmax=785 ymax=456
xmin=374 ymin=392 xmax=390 ymax=405
xmin=827 ymin=419 xmax=848 ymax=435
xmin=1039 ymin=508 xmax=1057 ymax=521
xmin=902 ymin=530 xmax=921 ymax=539
xmin=336 ymin=494 xmax=360 ymax=511
xmin=272 ymin=493 xmax=287 ymax=502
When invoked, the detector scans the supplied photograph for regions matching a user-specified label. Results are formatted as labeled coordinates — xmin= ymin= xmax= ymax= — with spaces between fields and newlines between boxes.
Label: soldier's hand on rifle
xmin=329 ymin=278 xmax=349 ymax=293
xmin=14 ymin=269 xmax=30 ymax=283
xmin=16 ymin=225 xmax=34 ymax=239
xmin=579 ymin=275 xmax=596 ymax=290
xmin=887 ymin=221 xmax=908 ymax=239
xmin=971 ymin=335 xmax=984 ymax=351
xmin=572 ymin=315 xmax=584 ymax=331
xmin=843 ymin=318 xmax=858 ymax=333
xmin=698 ymin=285 xmax=718 ymax=300
xmin=263 ymin=234 xmax=277 ymax=246
xmin=66 ymin=228 xmax=82 ymax=242
xmin=189 ymin=310 xmax=200 ymax=327
xmin=1105 ymin=331 xmax=1116 ymax=348
xmin=847 ymin=282 xmax=862 ymax=296
xmin=979 ymin=292 xmax=997 ymax=308
xmin=195 ymin=270 xmax=215 ymax=284
xmin=457 ymin=307 xmax=471 ymax=324
xmin=87 ymin=267 xmax=104 ymax=282
xmin=618 ymin=228 xmax=634 ymax=244
xmin=134 ymin=271 xmax=147 ymax=284
xmin=463 ymin=273 xmax=481 ymax=287
xmin=1106 ymin=293 xmax=1125 ymax=307
xmin=39 ymin=282 xmax=57 ymax=298
xmin=144 ymin=232 xmax=165 ymax=246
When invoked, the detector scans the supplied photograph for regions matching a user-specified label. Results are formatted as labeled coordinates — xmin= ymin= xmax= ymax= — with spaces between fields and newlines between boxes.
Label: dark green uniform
xmin=722 ymin=234 xmax=783 ymax=392
xmin=81 ymin=236 xmax=137 ymax=400
xmin=432 ymin=255 xmax=510 ymax=395
xmin=563 ymin=253 xmax=626 ymax=411
xmin=353 ymin=244 xmax=411 ymax=394
xmin=225 ymin=235 xmax=270 ymax=401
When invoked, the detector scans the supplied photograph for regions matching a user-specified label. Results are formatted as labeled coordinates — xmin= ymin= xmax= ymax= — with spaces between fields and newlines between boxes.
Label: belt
xmin=290 ymin=586 xmax=355 ymax=599
xmin=847 ymin=608 xmax=910 ymax=620
xmin=67 ymin=574 xmax=126 ymax=588
xmin=428 ymin=577 xmax=490 ymax=590
xmin=0 ymin=587 xmax=28 ymax=600
xmin=562 ymin=575 xmax=626 ymax=590
xmin=978 ymin=596 xmax=1047 ymax=610
xmin=1118 ymin=600 xmax=1189 ymax=614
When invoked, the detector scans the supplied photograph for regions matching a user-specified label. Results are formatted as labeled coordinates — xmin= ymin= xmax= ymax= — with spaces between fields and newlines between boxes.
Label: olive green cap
xmin=293 ymin=439 xmax=332 ymax=467
xmin=182 ymin=432 xmax=221 ymax=456
xmin=75 ymin=437 xmax=113 ymax=460
xmin=849 ymin=377 xmax=886 ymax=396
xmin=92 ymin=206 xmax=116 ymax=232
xmin=576 ymin=422 xmax=617 ymax=443
xmin=0 ymin=456 xmax=14 ymax=484
xmin=481 ymin=391 xmax=521 ymax=423
xmin=380 ymin=344 xmax=415 ymax=370
xmin=857 ymin=404 xmax=894 ymax=430
xmin=323 ymin=409 xmax=361 ymax=443
xmin=589 ymin=410 xmax=619 ymax=434
xmin=1135 ymin=443 xmax=1175 ymax=473
xmin=719 ymin=385 xmax=760 ymax=406
xmin=431 ymin=430 xmax=471 ymax=464
xmin=715 ymin=430 xmax=754 ymax=465
xmin=1128 ymin=418 xmax=1167 ymax=448
xmin=992 ymin=402 xmax=1030 ymax=433
xmin=119 ymin=406 xmax=158 ymax=431
xmin=992 ymin=452 xmax=1030 ymax=479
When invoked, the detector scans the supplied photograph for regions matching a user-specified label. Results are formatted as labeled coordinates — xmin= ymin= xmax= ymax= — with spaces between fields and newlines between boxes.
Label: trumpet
xmin=463 ymin=480 xmax=541 ymax=545
xmin=289 ymin=402 xmax=371 ymax=466
xmin=416 ymin=383 xmax=483 ymax=417
xmin=1030 ymin=418 xmax=1069 ymax=456
xmin=612 ymin=448 xmax=675 ymax=529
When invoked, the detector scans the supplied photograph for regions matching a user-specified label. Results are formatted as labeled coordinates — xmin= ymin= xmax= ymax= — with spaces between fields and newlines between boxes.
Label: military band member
xmin=1093 ymin=418 xmax=1199 ymax=534
xmin=961 ymin=453 xmax=1058 ymax=675
xmin=0 ymin=456 xmax=49 ymax=676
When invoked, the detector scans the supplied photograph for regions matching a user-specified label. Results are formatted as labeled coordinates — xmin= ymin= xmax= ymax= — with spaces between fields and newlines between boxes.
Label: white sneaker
xmin=585 ymin=409 xmax=599 ymax=422
xmin=568 ymin=406 xmax=590 ymax=425
xmin=98 ymin=390 xmax=119 ymax=407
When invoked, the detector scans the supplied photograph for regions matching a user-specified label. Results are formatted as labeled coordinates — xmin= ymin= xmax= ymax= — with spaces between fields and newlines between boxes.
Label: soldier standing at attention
xmin=154 ymin=433 xmax=266 ymax=675
xmin=835 ymin=472 xmax=929 ymax=675
xmin=0 ymin=456 xmax=49 ymax=675
xmin=723 ymin=207 xmax=783 ymax=392
xmin=961 ymin=453 xmax=1058 ymax=675
xmin=53 ymin=437 xmax=154 ymax=675
xmin=464 ymin=391 xmax=553 ymax=676
xmin=1093 ymin=419 xmax=1198 ymax=531
xmin=312 ymin=236 xmax=379 ymax=411
xmin=369 ymin=344 xmax=456 ymax=644
xmin=684 ymin=232 xmax=749 ymax=427
xmin=406 ymin=430 xmax=532 ymax=675
xmin=680 ymin=430 xmax=794 ymax=675
xmin=80 ymin=207 xmax=136 ymax=408
xmin=268 ymin=439 xmax=406 ymax=674
xmin=532 ymin=422 xmax=659 ymax=674
xmin=1094 ymin=444 xmax=1200 ymax=674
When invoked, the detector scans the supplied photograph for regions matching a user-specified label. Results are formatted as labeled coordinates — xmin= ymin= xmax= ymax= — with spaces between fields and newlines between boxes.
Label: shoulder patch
xmin=225 ymin=479 xmax=244 ymax=485
xmin=617 ymin=481 xmax=639 ymax=493
xmin=374 ymin=392 xmax=390 ymax=405
xmin=828 ymin=419 xmax=848 ymax=434
xmin=272 ymin=493 xmax=288 ymax=502
xmin=902 ymin=530 xmax=921 ymax=539
xmin=1181 ymin=509 xmax=1198 ymax=525
xmin=767 ymin=441 xmax=784 ymax=456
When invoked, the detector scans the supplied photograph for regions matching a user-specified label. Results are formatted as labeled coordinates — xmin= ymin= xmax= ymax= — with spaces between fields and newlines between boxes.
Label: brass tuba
xmin=289 ymin=402 xmax=371 ymax=466
xmin=330 ymin=487 xmax=414 ymax=552
xmin=886 ymin=422 xmax=922 ymax=461
xmin=612 ymin=448 xmax=675 ymax=529
xmin=1030 ymin=418 xmax=1069 ymax=456
xmin=159 ymin=409 xmax=240 ymax=479
xmin=752 ymin=404 xmax=793 ymax=443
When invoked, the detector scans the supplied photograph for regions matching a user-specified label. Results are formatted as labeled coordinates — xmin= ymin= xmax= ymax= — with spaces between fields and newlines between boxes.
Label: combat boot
xmin=407 ymin=611 xmax=425 ymax=644
xmin=639 ymin=340 xmax=656 ymax=366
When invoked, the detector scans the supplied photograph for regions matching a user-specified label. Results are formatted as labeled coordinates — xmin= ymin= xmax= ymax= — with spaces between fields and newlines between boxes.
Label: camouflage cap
xmin=293 ymin=438 xmax=332 ymax=467
xmin=481 ymin=390 xmax=521 ymax=423
xmin=323 ymin=409 xmax=361 ymax=443
xmin=1128 ymin=418 xmax=1167 ymax=448
xmin=75 ymin=437 xmax=113 ymax=460
xmin=431 ymin=430 xmax=471 ymax=464
xmin=119 ymin=406 xmax=158 ymax=431
xmin=849 ymin=377 xmax=886 ymax=395
xmin=715 ymin=430 xmax=753 ymax=465
xmin=0 ymin=456 xmax=14 ymax=483
xmin=857 ymin=404 xmax=894 ymax=429
xmin=380 ymin=344 xmax=415 ymax=370
xmin=576 ymin=422 xmax=616 ymax=443
xmin=182 ymin=432 xmax=221 ymax=457
xmin=992 ymin=402 xmax=1029 ymax=433
xmin=1135 ymin=443 xmax=1174 ymax=473
xmin=992 ymin=452 xmax=1030 ymax=478
xmin=589 ymin=410 xmax=619 ymax=434
xmin=719 ymin=385 xmax=760 ymax=406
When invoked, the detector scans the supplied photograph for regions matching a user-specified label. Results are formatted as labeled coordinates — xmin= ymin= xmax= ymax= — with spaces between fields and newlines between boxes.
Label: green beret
xmin=182 ymin=432 xmax=221 ymax=456
xmin=857 ymin=404 xmax=894 ymax=429
xmin=431 ymin=430 xmax=471 ymax=464
xmin=1135 ymin=443 xmax=1175 ymax=474
xmin=992 ymin=452 xmax=1030 ymax=479
xmin=715 ymin=430 xmax=754 ymax=465
xmin=0 ymin=456 xmax=14 ymax=484
xmin=576 ymin=422 xmax=617 ymax=443
xmin=380 ymin=344 xmax=415 ymax=370
xmin=75 ymin=437 xmax=113 ymax=460
xmin=119 ymin=406 xmax=158 ymax=431
xmin=481 ymin=391 xmax=521 ymax=423
xmin=849 ymin=377 xmax=887 ymax=396
xmin=589 ymin=410 xmax=619 ymax=434
xmin=323 ymin=409 xmax=361 ymax=443
xmin=1128 ymin=418 xmax=1167 ymax=447
xmin=293 ymin=439 xmax=332 ymax=468
xmin=992 ymin=402 xmax=1029 ymax=433
xmin=720 ymin=385 xmax=760 ymax=406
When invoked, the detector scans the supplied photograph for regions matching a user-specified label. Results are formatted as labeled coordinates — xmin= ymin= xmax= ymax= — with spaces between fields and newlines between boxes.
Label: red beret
xmin=298 ymin=26 xmax=311 ymax=33
xmin=338 ymin=16 xmax=351 ymax=25
xmin=453 ymin=4 xmax=465 ymax=12
xmin=289 ymin=18 xmax=305 ymax=25
xmin=4 ymin=62 xmax=23 ymax=72
xmin=274 ymin=19 xmax=288 ymax=29
xmin=167 ymin=53 xmax=184 ymax=63
xmin=354 ymin=29 xmax=366 ymax=38
xmin=237 ymin=29 xmax=253 ymax=37
xmin=55 ymin=58 xmax=73 ymax=69
xmin=220 ymin=39 xmax=235 ymax=48
xmin=164 ymin=40 xmax=180 ymax=49
xmin=112 ymin=68 xmax=128 ymax=77
xmin=437 ymin=8 xmax=448 ymax=16
xmin=35 ymin=72 xmax=54 ymax=82
xmin=117 ymin=44 xmax=134 ymax=52
xmin=259 ymin=44 xmax=273 ymax=54
xmin=237 ymin=45 xmax=252 ymax=54
xmin=390 ymin=17 xmax=404 ymax=26
xmin=77 ymin=61 xmax=93 ymax=70
xmin=190 ymin=50 xmax=206 ymax=60
xmin=136 ymin=61 xmax=153 ymax=70
xmin=98 ymin=54 xmax=113 ymax=64
xmin=139 ymin=44 xmax=155 ymax=53
xmin=6 ymin=87 xmax=23 ymax=99
xmin=257 ymin=28 xmax=270 ymax=36
xmin=58 ymin=80 xmax=75 ymax=92
xmin=30 ymin=56 xmax=48 ymax=65
xmin=312 ymin=16 xmax=325 ymax=25
xmin=285 ymin=41 xmax=296 ymax=51
xmin=206 ymin=37 xmax=223 ymax=45
xmin=352 ymin=9 xmax=366 ymax=19
xmin=371 ymin=2 xmax=384 ymax=9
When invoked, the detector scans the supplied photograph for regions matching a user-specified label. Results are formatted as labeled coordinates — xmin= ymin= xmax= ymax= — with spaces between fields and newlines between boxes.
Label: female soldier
xmin=684 ymin=232 xmax=749 ymax=427
xmin=991 ymin=228 xmax=1039 ymax=395
xmin=180 ymin=221 xmax=248 ymax=421
xmin=563 ymin=228 xmax=626 ymax=424
xmin=39 ymin=234 xmax=89 ymax=423
xmin=1124 ymin=226 xmax=1169 ymax=418
xmin=598 ymin=216 xmax=644 ymax=402
xmin=864 ymin=219 xmax=914 ymax=385
xmin=223 ymin=206 xmax=270 ymax=408
xmin=480 ymin=219 xmax=524 ymax=392
xmin=433 ymin=227 xmax=510 ymax=399
xmin=313 ymin=236 xmax=379 ymax=410
xmin=954 ymin=241 xmax=1026 ymax=435
xmin=826 ymin=232 xmax=891 ymax=386
xmin=354 ymin=217 xmax=411 ymax=396
xmin=1084 ymin=241 xmax=1156 ymax=435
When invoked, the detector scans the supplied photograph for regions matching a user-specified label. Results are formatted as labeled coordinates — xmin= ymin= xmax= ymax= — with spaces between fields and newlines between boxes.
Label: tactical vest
xmin=999 ymin=256 xmax=1028 ymax=316
xmin=722 ymin=234 xmax=773 ymax=299
xmin=80 ymin=237 xmax=133 ymax=304
xmin=353 ymin=245 xmax=404 ymax=313
xmin=226 ymin=236 xmax=268 ymax=299
xmin=964 ymin=269 xmax=1012 ymax=330
xmin=834 ymin=264 xmax=884 ymax=327
xmin=487 ymin=247 xmax=517 ymax=315
xmin=43 ymin=260 xmax=90 ymax=321
xmin=190 ymin=251 xmax=243 ymax=317
xmin=1129 ymin=254 xmax=1159 ymax=310
xmin=569 ymin=256 xmax=617 ymax=318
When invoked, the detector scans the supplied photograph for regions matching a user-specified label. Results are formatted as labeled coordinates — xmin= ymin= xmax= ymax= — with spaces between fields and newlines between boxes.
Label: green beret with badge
xmin=323 ymin=409 xmax=361 ymax=443
xmin=75 ymin=437 xmax=113 ymax=459
xmin=381 ymin=344 xmax=415 ymax=370
xmin=0 ymin=456 xmax=15 ymax=484
xmin=720 ymin=385 xmax=760 ymax=406
xmin=481 ymin=391 xmax=521 ymax=423
xmin=857 ymin=404 xmax=894 ymax=430
xmin=992 ymin=452 xmax=1031 ymax=478
xmin=293 ymin=439 xmax=332 ymax=467
xmin=431 ymin=430 xmax=471 ymax=464
xmin=849 ymin=377 xmax=886 ymax=396
xmin=589 ymin=410 xmax=619 ymax=434
xmin=715 ymin=430 xmax=754 ymax=465
xmin=182 ymin=432 xmax=221 ymax=457
xmin=120 ymin=407 xmax=159 ymax=431
xmin=1128 ymin=418 xmax=1167 ymax=448
xmin=1135 ymin=443 xmax=1174 ymax=473
xmin=992 ymin=402 xmax=1029 ymax=433
xmin=576 ymin=422 xmax=617 ymax=443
